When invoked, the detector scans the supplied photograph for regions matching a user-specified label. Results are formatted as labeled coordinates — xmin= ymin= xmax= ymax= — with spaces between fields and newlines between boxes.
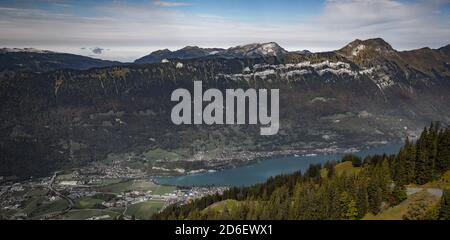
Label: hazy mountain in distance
xmin=292 ymin=50 xmax=312 ymax=55
xmin=134 ymin=46 xmax=225 ymax=64
xmin=135 ymin=42 xmax=289 ymax=64
xmin=0 ymin=48 xmax=123 ymax=73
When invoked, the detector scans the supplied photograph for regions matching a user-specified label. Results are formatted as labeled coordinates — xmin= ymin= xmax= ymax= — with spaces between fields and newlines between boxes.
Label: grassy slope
xmin=202 ymin=199 xmax=242 ymax=215
xmin=335 ymin=161 xmax=361 ymax=176
xmin=363 ymin=170 xmax=450 ymax=220
xmin=363 ymin=190 xmax=440 ymax=220
xmin=321 ymin=161 xmax=361 ymax=178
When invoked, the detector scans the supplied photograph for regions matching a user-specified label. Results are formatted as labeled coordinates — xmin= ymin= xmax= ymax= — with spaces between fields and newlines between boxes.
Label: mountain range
xmin=0 ymin=38 xmax=449 ymax=178
xmin=134 ymin=42 xmax=290 ymax=64
xmin=0 ymin=48 xmax=122 ymax=73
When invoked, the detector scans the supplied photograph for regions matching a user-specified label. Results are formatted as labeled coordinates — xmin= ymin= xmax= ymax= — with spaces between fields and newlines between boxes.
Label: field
xmin=75 ymin=196 xmax=110 ymax=209
xmin=61 ymin=209 xmax=120 ymax=220
xmin=125 ymin=200 xmax=165 ymax=220
xmin=141 ymin=148 xmax=184 ymax=162
xmin=31 ymin=199 xmax=69 ymax=217
xmin=96 ymin=180 xmax=175 ymax=195
xmin=5 ymin=186 xmax=71 ymax=219
xmin=96 ymin=181 xmax=134 ymax=194
xmin=20 ymin=187 xmax=70 ymax=218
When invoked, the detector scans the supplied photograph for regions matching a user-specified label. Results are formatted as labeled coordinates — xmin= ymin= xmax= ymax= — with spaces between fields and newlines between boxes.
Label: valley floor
xmin=0 ymin=171 xmax=227 ymax=220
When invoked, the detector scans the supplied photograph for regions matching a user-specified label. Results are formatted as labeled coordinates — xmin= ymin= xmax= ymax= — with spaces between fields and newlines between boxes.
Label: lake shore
xmin=155 ymin=143 xmax=403 ymax=187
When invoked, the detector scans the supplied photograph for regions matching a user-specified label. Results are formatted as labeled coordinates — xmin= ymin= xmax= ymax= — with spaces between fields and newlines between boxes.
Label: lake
xmin=155 ymin=143 xmax=403 ymax=187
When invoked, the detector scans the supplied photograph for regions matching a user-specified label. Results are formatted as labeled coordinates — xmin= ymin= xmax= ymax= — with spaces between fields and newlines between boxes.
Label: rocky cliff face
xmin=1 ymin=39 xmax=449 ymax=177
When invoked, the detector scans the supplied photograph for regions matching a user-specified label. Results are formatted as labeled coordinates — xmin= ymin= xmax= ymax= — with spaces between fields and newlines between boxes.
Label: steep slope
xmin=336 ymin=38 xmax=450 ymax=77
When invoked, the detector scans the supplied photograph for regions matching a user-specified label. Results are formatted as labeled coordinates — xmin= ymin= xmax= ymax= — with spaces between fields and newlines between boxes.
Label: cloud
xmin=311 ymin=0 xmax=450 ymax=48
xmin=91 ymin=47 xmax=104 ymax=54
xmin=153 ymin=1 xmax=192 ymax=7
xmin=0 ymin=0 xmax=448 ymax=61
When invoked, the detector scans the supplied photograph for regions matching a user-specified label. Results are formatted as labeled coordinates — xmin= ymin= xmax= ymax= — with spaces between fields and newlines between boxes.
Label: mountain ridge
xmin=134 ymin=46 xmax=225 ymax=64
xmin=0 ymin=48 xmax=123 ymax=73
xmin=3 ymin=38 xmax=448 ymax=71
xmin=134 ymin=38 xmax=450 ymax=68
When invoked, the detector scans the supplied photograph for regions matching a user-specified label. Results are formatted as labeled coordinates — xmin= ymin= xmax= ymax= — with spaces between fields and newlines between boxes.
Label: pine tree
xmin=439 ymin=190 xmax=450 ymax=220
xmin=436 ymin=129 xmax=450 ymax=173
xmin=393 ymin=148 xmax=406 ymax=184
xmin=339 ymin=192 xmax=358 ymax=220
xmin=415 ymin=127 xmax=431 ymax=184
xmin=367 ymin=182 xmax=383 ymax=214
xmin=391 ymin=184 xmax=407 ymax=205
xmin=403 ymin=137 xmax=416 ymax=184
xmin=428 ymin=122 xmax=439 ymax=179
xmin=356 ymin=185 xmax=369 ymax=218
xmin=327 ymin=164 xmax=336 ymax=178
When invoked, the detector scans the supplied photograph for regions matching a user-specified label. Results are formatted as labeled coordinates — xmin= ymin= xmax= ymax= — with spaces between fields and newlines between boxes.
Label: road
xmin=40 ymin=171 xmax=75 ymax=219
xmin=406 ymin=187 xmax=443 ymax=197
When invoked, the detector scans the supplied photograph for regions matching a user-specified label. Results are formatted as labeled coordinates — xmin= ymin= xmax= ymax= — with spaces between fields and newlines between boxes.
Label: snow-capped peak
xmin=260 ymin=42 xmax=280 ymax=54
xmin=338 ymin=38 xmax=395 ymax=59
xmin=352 ymin=44 xmax=366 ymax=56
xmin=227 ymin=42 xmax=287 ymax=58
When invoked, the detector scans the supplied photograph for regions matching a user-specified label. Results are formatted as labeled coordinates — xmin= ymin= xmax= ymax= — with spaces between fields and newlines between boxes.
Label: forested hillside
xmin=2 ymin=39 xmax=450 ymax=178
xmin=154 ymin=123 xmax=450 ymax=220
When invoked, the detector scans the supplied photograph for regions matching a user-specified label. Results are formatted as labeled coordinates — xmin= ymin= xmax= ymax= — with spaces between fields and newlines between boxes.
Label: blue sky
xmin=0 ymin=0 xmax=449 ymax=61
xmin=179 ymin=0 xmax=322 ymax=21
xmin=0 ymin=0 xmax=324 ymax=23
xmin=1 ymin=0 xmax=325 ymax=17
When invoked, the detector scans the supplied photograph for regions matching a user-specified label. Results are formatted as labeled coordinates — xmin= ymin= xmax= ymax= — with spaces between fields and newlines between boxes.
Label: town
xmin=0 ymin=162 xmax=228 ymax=220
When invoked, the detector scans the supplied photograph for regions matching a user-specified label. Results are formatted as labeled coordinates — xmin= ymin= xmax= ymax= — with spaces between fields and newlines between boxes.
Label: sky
xmin=0 ymin=0 xmax=449 ymax=62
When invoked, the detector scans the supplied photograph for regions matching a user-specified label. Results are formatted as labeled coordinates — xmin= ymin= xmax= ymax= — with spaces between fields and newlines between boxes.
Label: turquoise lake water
xmin=155 ymin=143 xmax=402 ymax=187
